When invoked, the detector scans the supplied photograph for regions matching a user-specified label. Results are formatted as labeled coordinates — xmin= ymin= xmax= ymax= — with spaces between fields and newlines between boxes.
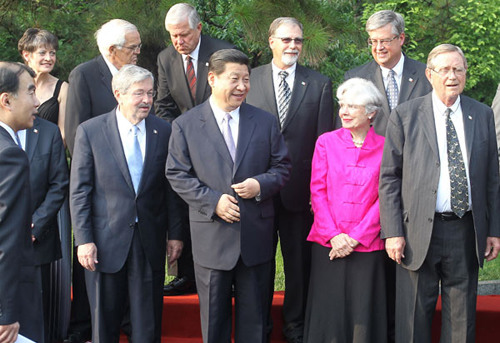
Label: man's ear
xmin=0 ymin=92 xmax=11 ymax=110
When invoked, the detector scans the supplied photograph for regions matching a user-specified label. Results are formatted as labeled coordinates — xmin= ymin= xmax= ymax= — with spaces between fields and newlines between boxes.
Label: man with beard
xmin=246 ymin=17 xmax=334 ymax=343
xmin=70 ymin=65 xmax=182 ymax=342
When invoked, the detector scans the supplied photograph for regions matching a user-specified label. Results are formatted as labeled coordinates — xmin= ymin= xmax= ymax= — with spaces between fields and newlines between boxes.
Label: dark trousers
xmin=195 ymin=259 xmax=271 ymax=343
xmin=18 ymin=265 xmax=44 ymax=343
xmin=267 ymin=197 xmax=312 ymax=339
xmin=85 ymin=230 xmax=163 ymax=343
xmin=395 ymin=213 xmax=478 ymax=343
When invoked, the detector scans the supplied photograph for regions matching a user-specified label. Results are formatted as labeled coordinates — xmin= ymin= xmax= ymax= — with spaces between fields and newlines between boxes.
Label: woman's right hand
xmin=329 ymin=233 xmax=358 ymax=260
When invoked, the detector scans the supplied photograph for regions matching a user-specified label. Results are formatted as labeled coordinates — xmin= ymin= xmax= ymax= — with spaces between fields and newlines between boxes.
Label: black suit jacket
xmin=0 ymin=126 xmax=34 ymax=325
xmin=65 ymin=55 xmax=118 ymax=155
xmin=70 ymin=110 xmax=182 ymax=273
xmin=155 ymin=35 xmax=235 ymax=122
xmin=246 ymin=63 xmax=334 ymax=212
xmin=379 ymin=93 xmax=500 ymax=270
xmin=27 ymin=117 xmax=69 ymax=265
xmin=344 ymin=56 xmax=432 ymax=136
xmin=166 ymin=101 xmax=291 ymax=270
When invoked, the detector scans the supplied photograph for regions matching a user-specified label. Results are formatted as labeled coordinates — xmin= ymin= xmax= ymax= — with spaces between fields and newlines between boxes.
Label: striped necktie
xmin=186 ymin=55 xmax=197 ymax=100
xmin=277 ymin=71 xmax=291 ymax=128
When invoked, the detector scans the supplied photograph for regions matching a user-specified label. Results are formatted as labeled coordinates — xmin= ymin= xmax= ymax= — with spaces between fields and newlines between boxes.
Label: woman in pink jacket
xmin=304 ymin=78 xmax=387 ymax=343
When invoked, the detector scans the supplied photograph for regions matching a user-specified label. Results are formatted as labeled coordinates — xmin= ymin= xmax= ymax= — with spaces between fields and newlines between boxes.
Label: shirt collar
xmin=182 ymin=36 xmax=201 ymax=62
xmin=102 ymin=54 xmax=119 ymax=76
xmin=209 ymin=96 xmax=240 ymax=125
xmin=432 ymin=91 xmax=461 ymax=116
xmin=271 ymin=60 xmax=297 ymax=76
xmin=380 ymin=53 xmax=405 ymax=77
xmin=116 ymin=107 xmax=146 ymax=133
xmin=0 ymin=120 xmax=18 ymax=143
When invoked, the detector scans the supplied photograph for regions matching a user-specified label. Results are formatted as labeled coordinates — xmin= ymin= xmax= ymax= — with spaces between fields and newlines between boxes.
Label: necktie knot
xmin=279 ymin=71 xmax=289 ymax=80
xmin=445 ymin=107 xmax=452 ymax=119
xmin=131 ymin=125 xmax=139 ymax=136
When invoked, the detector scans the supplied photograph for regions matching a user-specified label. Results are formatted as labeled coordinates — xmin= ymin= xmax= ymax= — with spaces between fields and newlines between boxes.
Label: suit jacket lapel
xmin=199 ymin=102 xmax=234 ymax=169
xmin=196 ymin=36 xmax=211 ymax=105
xmin=283 ymin=65 xmax=308 ymax=131
xmin=139 ymin=116 xmax=159 ymax=194
xmin=369 ymin=62 xmax=391 ymax=115
xmin=102 ymin=111 xmax=135 ymax=193
xmin=399 ymin=57 xmax=419 ymax=104
xmin=460 ymin=96 xmax=475 ymax=164
xmin=418 ymin=94 xmax=439 ymax=158
xmin=260 ymin=64 xmax=279 ymax=118
xmin=234 ymin=103 xmax=256 ymax=175
xmin=97 ymin=56 xmax=113 ymax=95
xmin=25 ymin=118 xmax=40 ymax=162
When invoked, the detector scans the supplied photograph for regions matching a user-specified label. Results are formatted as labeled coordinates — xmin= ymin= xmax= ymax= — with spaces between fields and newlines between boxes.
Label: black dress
xmin=38 ymin=79 xmax=62 ymax=125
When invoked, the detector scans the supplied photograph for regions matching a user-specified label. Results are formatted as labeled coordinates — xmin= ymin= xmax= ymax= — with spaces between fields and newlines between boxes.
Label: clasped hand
xmin=329 ymin=233 xmax=359 ymax=260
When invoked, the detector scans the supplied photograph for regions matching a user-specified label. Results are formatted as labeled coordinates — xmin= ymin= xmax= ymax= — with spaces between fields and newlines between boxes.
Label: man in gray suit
xmin=344 ymin=10 xmax=432 ymax=136
xmin=379 ymin=44 xmax=500 ymax=342
xmin=156 ymin=3 xmax=235 ymax=295
xmin=0 ymin=62 xmax=43 ymax=343
xmin=246 ymin=17 xmax=334 ymax=343
xmin=70 ymin=65 xmax=182 ymax=343
xmin=167 ymin=49 xmax=291 ymax=343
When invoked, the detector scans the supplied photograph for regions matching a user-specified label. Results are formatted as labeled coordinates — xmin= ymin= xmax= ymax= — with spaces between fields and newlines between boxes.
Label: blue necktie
xmin=126 ymin=125 xmax=143 ymax=194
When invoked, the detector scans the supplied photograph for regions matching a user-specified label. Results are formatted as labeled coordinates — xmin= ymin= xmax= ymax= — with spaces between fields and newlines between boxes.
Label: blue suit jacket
xmin=166 ymin=101 xmax=291 ymax=270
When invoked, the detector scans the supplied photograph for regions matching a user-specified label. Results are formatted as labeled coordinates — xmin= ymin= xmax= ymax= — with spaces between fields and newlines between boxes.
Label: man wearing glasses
xmin=344 ymin=10 xmax=431 ymax=136
xmin=246 ymin=17 xmax=334 ymax=343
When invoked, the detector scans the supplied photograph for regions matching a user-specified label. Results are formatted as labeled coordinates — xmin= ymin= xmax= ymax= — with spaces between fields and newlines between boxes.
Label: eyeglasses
xmin=273 ymin=37 xmax=304 ymax=45
xmin=120 ymin=43 xmax=142 ymax=52
xmin=429 ymin=67 xmax=466 ymax=77
xmin=367 ymin=36 xmax=399 ymax=47
xmin=131 ymin=90 xmax=156 ymax=98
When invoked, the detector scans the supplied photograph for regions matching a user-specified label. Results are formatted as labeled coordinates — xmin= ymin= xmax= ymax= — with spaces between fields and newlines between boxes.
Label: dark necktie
xmin=186 ymin=55 xmax=196 ymax=100
xmin=445 ymin=108 xmax=468 ymax=217
xmin=126 ymin=125 xmax=143 ymax=194
xmin=277 ymin=71 xmax=291 ymax=128
xmin=222 ymin=113 xmax=236 ymax=162
xmin=386 ymin=69 xmax=399 ymax=110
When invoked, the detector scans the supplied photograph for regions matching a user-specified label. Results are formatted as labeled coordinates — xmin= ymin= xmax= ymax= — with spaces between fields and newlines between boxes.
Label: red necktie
xmin=186 ymin=55 xmax=196 ymax=99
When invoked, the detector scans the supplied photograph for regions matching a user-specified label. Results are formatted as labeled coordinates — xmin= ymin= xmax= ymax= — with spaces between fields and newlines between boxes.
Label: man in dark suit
xmin=246 ymin=17 xmax=333 ymax=343
xmin=344 ymin=10 xmax=432 ymax=136
xmin=0 ymin=62 xmax=43 ymax=343
xmin=379 ymin=44 xmax=500 ymax=342
xmin=18 ymin=116 xmax=68 ymax=343
xmin=156 ymin=3 xmax=235 ymax=295
xmin=65 ymin=19 xmax=142 ymax=156
xmin=64 ymin=19 xmax=142 ymax=343
xmin=167 ymin=49 xmax=291 ymax=343
xmin=70 ymin=65 xmax=182 ymax=343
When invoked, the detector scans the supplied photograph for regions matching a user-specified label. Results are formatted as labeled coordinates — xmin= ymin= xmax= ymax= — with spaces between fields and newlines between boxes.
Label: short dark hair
xmin=18 ymin=28 xmax=59 ymax=56
xmin=208 ymin=49 xmax=250 ymax=75
xmin=0 ymin=62 xmax=35 ymax=96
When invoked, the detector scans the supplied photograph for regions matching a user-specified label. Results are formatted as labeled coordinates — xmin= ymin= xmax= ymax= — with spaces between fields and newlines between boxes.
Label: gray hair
xmin=209 ymin=49 xmax=250 ymax=76
xmin=112 ymin=64 xmax=153 ymax=94
xmin=337 ymin=78 xmax=384 ymax=118
xmin=268 ymin=17 xmax=303 ymax=37
xmin=427 ymin=44 xmax=468 ymax=70
xmin=366 ymin=10 xmax=405 ymax=36
xmin=95 ymin=19 xmax=138 ymax=57
xmin=165 ymin=3 xmax=201 ymax=30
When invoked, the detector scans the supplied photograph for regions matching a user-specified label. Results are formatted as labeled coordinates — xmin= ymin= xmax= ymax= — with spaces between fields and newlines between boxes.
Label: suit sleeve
xmin=32 ymin=128 xmax=69 ymax=240
xmin=0 ymin=147 xmax=29 ymax=325
xmin=379 ymin=108 xmax=405 ymax=239
xmin=486 ymin=109 xmax=500 ymax=237
xmin=252 ymin=117 xmax=292 ymax=201
xmin=317 ymin=78 xmax=335 ymax=136
xmin=65 ymin=68 xmax=92 ymax=155
xmin=69 ymin=126 xmax=95 ymax=246
xmin=166 ymin=121 xmax=223 ymax=219
xmin=155 ymin=53 xmax=182 ymax=123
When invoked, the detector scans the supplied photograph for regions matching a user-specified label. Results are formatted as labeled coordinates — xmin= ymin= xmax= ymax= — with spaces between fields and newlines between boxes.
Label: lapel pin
xmin=205 ymin=62 xmax=209 ymax=67
xmin=153 ymin=129 xmax=158 ymax=134
xmin=301 ymin=81 xmax=306 ymax=86
xmin=468 ymin=115 xmax=472 ymax=120
xmin=409 ymin=78 xmax=414 ymax=82
xmin=34 ymin=129 xmax=39 ymax=133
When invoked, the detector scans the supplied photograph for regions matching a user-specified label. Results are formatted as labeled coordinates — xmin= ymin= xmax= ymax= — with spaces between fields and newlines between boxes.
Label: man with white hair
xmin=65 ymin=19 xmax=141 ymax=155
xmin=156 ymin=2 xmax=235 ymax=296
xmin=63 ymin=19 xmax=141 ymax=343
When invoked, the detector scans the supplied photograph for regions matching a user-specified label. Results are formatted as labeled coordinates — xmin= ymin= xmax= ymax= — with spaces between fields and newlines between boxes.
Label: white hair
xmin=95 ymin=19 xmax=138 ymax=57
xmin=165 ymin=3 xmax=200 ymax=30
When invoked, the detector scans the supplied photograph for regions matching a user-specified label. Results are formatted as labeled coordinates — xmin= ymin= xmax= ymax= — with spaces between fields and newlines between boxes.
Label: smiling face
xmin=269 ymin=23 xmax=303 ymax=70
xmin=167 ymin=19 xmax=202 ymax=55
xmin=426 ymin=51 xmax=466 ymax=107
xmin=23 ymin=46 xmax=56 ymax=74
xmin=115 ymin=78 xmax=153 ymax=125
xmin=208 ymin=62 xmax=250 ymax=112
xmin=368 ymin=23 xmax=404 ymax=69
xmin=338 ymin=102 xmax=371 ymax=134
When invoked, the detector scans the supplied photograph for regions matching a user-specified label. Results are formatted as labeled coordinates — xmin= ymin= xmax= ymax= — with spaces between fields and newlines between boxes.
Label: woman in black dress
xmin=19 ymin=28 xmax=68 ymax=146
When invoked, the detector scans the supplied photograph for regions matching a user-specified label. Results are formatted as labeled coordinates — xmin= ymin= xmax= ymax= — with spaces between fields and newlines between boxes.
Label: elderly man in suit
xmin=246 ymin=17 xmax=333 ymax=343
xmin=70 ymin=65 xmax=182 ymax=343
xmin=379 ymin=44 xmax=500 ymax=342
xmin=156 ymin=2 xmax=236 ymax=296
xmin=344 ymin=10 xmax=432 ymax=136
xmin=18 ymin=116 xmax=68 ymax=343
xmin=167 ymin=49 xmax=291 ymax=343
xmin=0 ymin=62 xmax=43 ymax=343
xmin=64 ymin=19 xmax=141 ymax=343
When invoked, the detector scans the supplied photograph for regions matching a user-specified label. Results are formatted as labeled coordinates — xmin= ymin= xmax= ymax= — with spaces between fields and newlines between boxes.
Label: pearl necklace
xmin=352 ymin=139 xmax=364 ymax=147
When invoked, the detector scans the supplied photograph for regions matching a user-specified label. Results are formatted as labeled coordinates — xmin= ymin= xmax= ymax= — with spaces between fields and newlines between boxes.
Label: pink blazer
xmin=308 ymin=127 xmax=385 ymax=252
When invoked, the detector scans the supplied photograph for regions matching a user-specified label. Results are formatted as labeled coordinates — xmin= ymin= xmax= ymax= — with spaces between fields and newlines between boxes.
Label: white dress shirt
xmin=182 ymin=38 xmax=202 ymax=77
xmin=116 ymin=108 xmax=146 ymax=162
xmin=209 ymin=96 xmax=239 ymax=148
xmin=380 ymin=54 xmax=405 ymax=92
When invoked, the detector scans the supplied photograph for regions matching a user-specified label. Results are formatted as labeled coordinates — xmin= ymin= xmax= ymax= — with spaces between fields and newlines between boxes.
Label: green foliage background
xmin=1 ymin=0 xmax=499 ymax=103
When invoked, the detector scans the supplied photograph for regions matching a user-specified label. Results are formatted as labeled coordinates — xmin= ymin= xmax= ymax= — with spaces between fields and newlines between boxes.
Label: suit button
xmin=428 ymin=218 xmax=433 ymax=223
xmin=436 ymin=162 xmax=440 ymax=167
xmin=432 ymin=190 xmax=437 ymax=194
xmin=129 ymin=223 xmax=135 ymax=229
